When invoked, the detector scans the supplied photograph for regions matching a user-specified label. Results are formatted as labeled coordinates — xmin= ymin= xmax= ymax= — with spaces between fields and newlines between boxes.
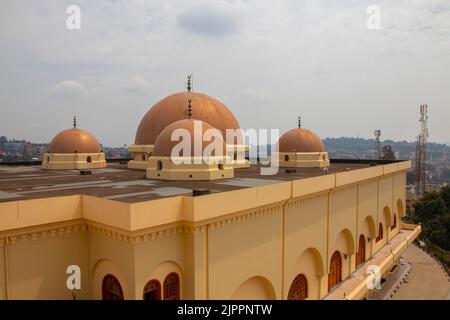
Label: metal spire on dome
xmin=187 ymin=74 xmax=192 ymax=92
xmin=298 ymin=116 xmax=301 ymax=128
xmin=187 ymin=99 xmax=192 ymax=119
xmin=73 ymin=115 xmax=77 ymax=129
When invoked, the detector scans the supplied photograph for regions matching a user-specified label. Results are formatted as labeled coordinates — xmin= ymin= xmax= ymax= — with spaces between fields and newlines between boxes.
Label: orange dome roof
xmin=153 ymin=119 xmax=226 ymax=157
xmin=135 ymin=92 xmax=240 ymax=145
xmin=49 ymin=128 xmax=102 ymax=154
xmin=278 ymin=128 xmax=325 ymax=153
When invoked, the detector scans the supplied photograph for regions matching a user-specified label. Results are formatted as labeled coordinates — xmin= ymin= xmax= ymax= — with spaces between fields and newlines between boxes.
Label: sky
xmin=0 ymin=0 xmax=449 ymax=147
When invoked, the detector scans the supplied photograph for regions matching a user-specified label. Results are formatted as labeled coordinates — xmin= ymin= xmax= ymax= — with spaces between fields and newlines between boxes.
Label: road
xmin=392 ymin=245 xmax=450 ymax=300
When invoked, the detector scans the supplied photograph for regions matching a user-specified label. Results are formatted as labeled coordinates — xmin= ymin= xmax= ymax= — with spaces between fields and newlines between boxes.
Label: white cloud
xmin=49 ymin=80 xmax=89 ymax=99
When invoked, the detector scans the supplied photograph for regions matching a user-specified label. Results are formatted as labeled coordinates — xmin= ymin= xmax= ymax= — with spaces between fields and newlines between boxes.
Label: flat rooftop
xmin=0 ymin=161 xmax=388 ymax=203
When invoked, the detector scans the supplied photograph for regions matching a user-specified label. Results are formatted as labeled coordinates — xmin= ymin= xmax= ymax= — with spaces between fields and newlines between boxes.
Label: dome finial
xmin=298 ymin=116 xmax=301 ymax=128
xmin=187 ymin=74 xmax=192 ymax=92
xmin=73 ymin=115 xmax=77 ymax=129
xmin=187 ymin=99 xmax=192 ymax=119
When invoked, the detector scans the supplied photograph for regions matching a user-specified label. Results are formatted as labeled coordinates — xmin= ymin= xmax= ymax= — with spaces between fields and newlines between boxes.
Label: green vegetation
xmin=381 ymin=145 xmax=396 ymax=160
xmin=408 ymin=186 xmax=450 ymax=269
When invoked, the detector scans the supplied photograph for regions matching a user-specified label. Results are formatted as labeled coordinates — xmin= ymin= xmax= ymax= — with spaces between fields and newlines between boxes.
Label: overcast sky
xmin=0 ymin=0 xmax=449 ymax=147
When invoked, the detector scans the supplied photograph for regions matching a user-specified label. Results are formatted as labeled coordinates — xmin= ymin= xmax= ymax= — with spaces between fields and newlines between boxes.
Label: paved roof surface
xmin=0 ymin=162 xmax=374 ymax=203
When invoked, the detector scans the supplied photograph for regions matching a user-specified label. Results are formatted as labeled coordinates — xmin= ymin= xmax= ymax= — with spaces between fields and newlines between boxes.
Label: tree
xmin=440 ymin=185 xmax=450 ymax=211
xmin=381 ymin=145 xmax=396 ymax=160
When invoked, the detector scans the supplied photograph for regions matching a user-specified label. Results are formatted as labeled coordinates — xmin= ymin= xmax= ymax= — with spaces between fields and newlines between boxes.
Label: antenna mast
xmin=415 ymin=104 xmax=429 ymax=198
xmin=374 ymin=130 xmax=381 ymax=159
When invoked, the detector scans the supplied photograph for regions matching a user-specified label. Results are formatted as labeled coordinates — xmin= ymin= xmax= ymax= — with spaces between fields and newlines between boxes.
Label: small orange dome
xmin=153 ymin=119 xmax=226 ymax=157
xmin=278 ymin=128 xmax=325 ymax=153
xmin=135 ymin=92 xmax=240 ymax=145
xmin=49 ymin=128 xmax=102 ymax=154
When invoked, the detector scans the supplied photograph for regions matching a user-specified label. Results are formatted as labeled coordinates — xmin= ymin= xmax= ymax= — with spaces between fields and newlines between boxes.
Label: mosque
xmin=0 ymin=78 xmax=420 ymax=300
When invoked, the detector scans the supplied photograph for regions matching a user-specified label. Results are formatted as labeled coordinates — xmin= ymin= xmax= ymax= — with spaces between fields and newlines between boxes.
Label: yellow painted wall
xmin=208 ymin=208 xmax=282 ymax=300
xmin=284 ymin=196 xmax=327 ymax=299
xmin=5 ymin=230 xmax=89 ymax=299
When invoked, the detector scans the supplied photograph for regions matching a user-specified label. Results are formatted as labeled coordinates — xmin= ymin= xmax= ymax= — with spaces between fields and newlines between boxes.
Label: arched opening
xmin=284 ymin=155 xmax=289 ymax=162
xmin=163 ymin=272 xmax=180 ymax=300
xmin=287 ymin=274 xmax=308 ymax=300
xmin=86 ymin=156 xmax=92 ymax=163
xmin=322 ymin=154 xmax=326 ymax=161
xmin=231 ymin=276 xmax=276 ymax=300
xmin=102 ymin=274 xmax=124 ymax=300
xmin=143 ymin=279 xmax=161 ymax=300
xmin=46 ymin=156 xmax=50 ymax=163
xmin=328 ymin=251 xmax=342 ymax=290
xmin=218 ymin=164 xmax=224 ymax=170
xmin=376 ymin=223 xmax=383 ymax=242
xmin=234 ymin=152 xmax=237 ymax=161
xmin=356 ymin=235 xmax=366 ymax=268
xmin=391 ymin=215 xmax=397 ymax=231
xmin=157 ymin=160 xmax=163 ymax=171
xmin=141 ymin=154 xmax=146 ymax=161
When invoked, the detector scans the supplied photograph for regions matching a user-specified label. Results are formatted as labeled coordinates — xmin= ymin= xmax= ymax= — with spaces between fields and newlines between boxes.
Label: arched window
xmin=356 ymin=234 xmax=366 ymax=267
xmin=163 ymin=272 xmax=180 ymax=300
xmin=218 ymin=164 xmax=224 ymax=170
xmin=376 ymin=223 xmax=383 ymax=242
xmin=284 ymin=155 xmax=289 ymax=162
xmin=328 ymin=251 xmax=342 ymax=290
xmin=102 ymin=274 xmax=124 ymax=300
xmin=391 ymin=215 xmax=397 ymax=231
xmin=143 ymin=279 xmax=161 ymax=300
xmin=287 ymin=274 xmax=308 ymax=300
xmin=157 ymin=160 xmax=163 ymax=171
xmin=86 ymin=156 xmax=92 ymax=163
xmin=141 ymin=154 xmax=146 ymax=161
xmin=47 ymin=156 xmax=50 ymax=163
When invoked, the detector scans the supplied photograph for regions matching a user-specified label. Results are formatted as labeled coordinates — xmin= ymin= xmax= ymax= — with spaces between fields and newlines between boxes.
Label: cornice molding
xmin=0 ymin=203 xmax=284 ymax=245
xmin=287 ymin=192 xmax=328 ymax=208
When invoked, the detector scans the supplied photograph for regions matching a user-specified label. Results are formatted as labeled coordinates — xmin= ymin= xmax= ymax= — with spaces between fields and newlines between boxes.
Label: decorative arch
xmin=163 ymin=272 xmax=180 ymax=300
xmin=102 ymin=274 xmax=124 ymax=300
xmin=288 ymin=247 xmax=324 ymax=300
xmin=231 ymin=276 xmax=277 ymax=300
xmin=92 ymin=259 xmax=128 ymax=300
xmin=143 ymin=279 xmax=161 ymax=300
xmin=287 ymin=274 xmax=308 ymax=300
xmin=332 ymin=228 xmax=355 ymax=258
xmin=142 ymin=260 xmax=183 ymax=300
xmin=362 ymin=215 xmax=376 ymax=239
xmin=328 ymin=251 xmax=342 ymax=290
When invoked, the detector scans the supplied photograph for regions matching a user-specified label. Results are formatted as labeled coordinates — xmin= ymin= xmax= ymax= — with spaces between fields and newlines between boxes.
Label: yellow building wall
xmin=134 ymin=232 xmax=187 ymax=299
xmin=284 ymin=195 xmax=328 ymax=299
xmin=4 ymin=230 xmax=89 ymax=300
xmin=207 ymin=207 xmax=282 ymax=300
xmin=357 ymin=181 xmax=378 ymax=258
xmin=329 ymin=187 xmax=357 ymax=278
xmin=0 ymin=163 xmax=413 ymax=300
xmin=89 ymin=230 xmax=135 ymax=300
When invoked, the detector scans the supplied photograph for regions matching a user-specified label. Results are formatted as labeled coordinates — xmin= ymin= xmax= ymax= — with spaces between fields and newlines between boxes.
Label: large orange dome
xmin=135 ymin=92 xmax=240 ymax=145
xmin=278 ymin=128 xmax=325 ymax=153
xmin=153 ymin=119 xmax=226 ymax=157
xmin=49 ymin=128 xmax=102 ymax=154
